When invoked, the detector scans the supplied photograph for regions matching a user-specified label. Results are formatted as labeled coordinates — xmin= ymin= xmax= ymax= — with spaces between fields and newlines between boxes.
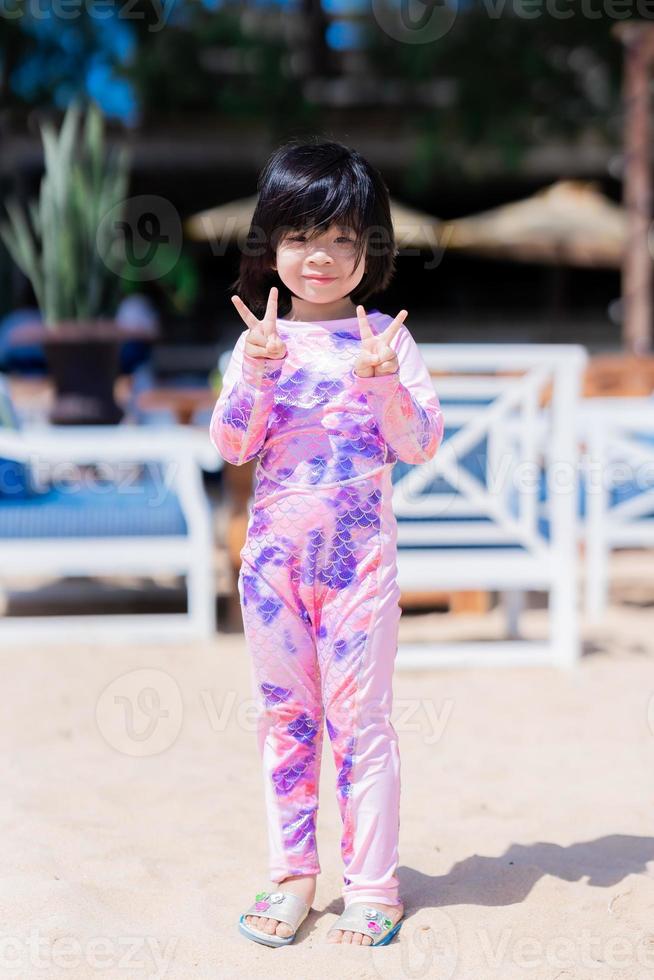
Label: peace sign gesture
xmin=353 ymin=305 xmax=407 ymax=378
xmin=231 ymin=286 xmax=287 ymax=360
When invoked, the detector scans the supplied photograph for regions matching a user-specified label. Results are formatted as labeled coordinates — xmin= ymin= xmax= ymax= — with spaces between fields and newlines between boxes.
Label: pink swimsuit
xmin=209 ymin=311 xmax=444 ymax=908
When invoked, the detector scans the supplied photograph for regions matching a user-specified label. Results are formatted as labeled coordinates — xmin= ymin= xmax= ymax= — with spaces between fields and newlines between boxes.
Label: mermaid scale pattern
xmin=210 ymin=312 xmax=444 ymax=904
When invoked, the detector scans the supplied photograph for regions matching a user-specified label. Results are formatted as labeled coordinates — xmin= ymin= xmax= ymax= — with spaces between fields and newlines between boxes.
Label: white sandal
xmin=238 ymin=889 xmax=311 ymax=947
xmin=328 ymin=902 xmax=404 ymax=946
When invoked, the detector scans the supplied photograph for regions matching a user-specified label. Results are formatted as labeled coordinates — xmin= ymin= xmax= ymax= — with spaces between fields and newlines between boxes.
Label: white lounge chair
xmin=392 ymin=343 xmax=588 ymax=670
xmin=0 ymin=373 xmax=221 ymax=645
xmin=578 ymin=396 xmax=654 ymax=620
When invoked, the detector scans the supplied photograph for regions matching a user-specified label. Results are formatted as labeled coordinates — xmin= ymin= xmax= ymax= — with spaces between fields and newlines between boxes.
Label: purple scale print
xmin=287 ymin=712 xmax=320 ymax=745
xmin=339 ymin=429 xmax=381 ymax=460
xmin=257 ymin=594 xmax=283 ymax=624
xmin=260 ymin=682 xmax=292 ymax=706
xmin=333 ymin=630 xmax=366 ymax=662
xmin=240 ymin=572 xmax=260 ymax=607
xmin=339 ymin=494 xmax=380 ymax=530
xmin=273 ymin=748 xmax=315 ymax=796
xmin=329 ymin=330 xmax=360 ymax=350
xmin=221 ymin=389 xmax=254 ymax=430
xmin=270 ymin=402 xmax=296 ymax=426
xmin=333 ymin=638 xmax=348 ymax=660
xmin=333 ymin=454 xmax=356 ymax=481
xmin=337 ymin=736 xmax=356 ymax=800
xmin=257 ymin=543 xmax=287 ymax=567
xmin=250 ymin=508 xmax=272 ymax=538
xmin=319 ymin=512 xmax=358 ymax=588
xmin=283 ymin=628 xmax=298 ymax=655
xmin=277 ymin=367 xmax=309 ymax=401
xmin=301 ymin=527 xmax=324 ymax=586
xmin=311 ymin=377 xmax=344 ymax=405
xmin=283 ymin=805 xmax=317 ymax=850
xmin=307 ymin=455 xmax=328 ymax=484
xmin=319 ymin=528 xmax=357 ymax=590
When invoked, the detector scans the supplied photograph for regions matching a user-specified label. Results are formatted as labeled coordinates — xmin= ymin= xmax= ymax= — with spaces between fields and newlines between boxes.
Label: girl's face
xmin=272 ymin=223 xmax=366 ymax=312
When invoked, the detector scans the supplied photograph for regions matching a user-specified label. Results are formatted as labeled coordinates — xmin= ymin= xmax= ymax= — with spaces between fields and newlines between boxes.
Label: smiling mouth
xmin=304 ymin=275 xmax=336 ymax=282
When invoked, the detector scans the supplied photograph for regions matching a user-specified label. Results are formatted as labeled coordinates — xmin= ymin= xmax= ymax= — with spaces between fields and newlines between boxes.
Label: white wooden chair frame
xmin=0 ymin=426 xmax=221 ymax=645
xmin=394 ymin=343 xmax=588 ymax=671
xmin=578 ymin=398 xmax=654 ymax=621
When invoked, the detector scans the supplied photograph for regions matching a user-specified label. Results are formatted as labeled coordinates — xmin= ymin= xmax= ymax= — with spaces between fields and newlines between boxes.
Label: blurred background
xmin=0 ymin=0 xmax=644 ymax=353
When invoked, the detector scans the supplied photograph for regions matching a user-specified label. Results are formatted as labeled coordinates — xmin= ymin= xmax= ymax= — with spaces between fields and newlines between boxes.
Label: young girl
xmin=209 ymin=139 xmax=444 ymax=949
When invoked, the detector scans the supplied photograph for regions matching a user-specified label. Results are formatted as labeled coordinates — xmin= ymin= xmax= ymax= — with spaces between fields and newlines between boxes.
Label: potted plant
xmin=0 ymin=101 xmax=154 ymax=424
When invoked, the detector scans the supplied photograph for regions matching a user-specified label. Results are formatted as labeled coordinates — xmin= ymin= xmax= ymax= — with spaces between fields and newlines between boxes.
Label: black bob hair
xmin=230 ymin=138 xmax=397 ymax=319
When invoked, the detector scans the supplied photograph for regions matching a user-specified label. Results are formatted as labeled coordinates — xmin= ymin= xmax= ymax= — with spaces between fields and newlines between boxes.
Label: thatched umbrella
xmin=441 ymin=180 xmax=626 ymax=269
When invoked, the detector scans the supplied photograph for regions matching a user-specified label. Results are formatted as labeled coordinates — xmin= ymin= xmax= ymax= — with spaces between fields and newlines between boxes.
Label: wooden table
xmin=583 ymin=352 xmax=654 ymax=396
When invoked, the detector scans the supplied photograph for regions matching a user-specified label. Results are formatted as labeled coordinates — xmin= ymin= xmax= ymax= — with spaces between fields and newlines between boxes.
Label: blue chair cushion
xmin=0 ymin=469 xmax=187 ymax=538
xmin=392 ymin=418 xmax=654 ymax=550
xmin=0 ymin=372 xmax=37 ymax=500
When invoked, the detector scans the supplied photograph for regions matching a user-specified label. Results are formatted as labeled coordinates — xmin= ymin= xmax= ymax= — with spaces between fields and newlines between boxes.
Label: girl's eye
xmin=284 ymin=234 xmax=355 ymax=247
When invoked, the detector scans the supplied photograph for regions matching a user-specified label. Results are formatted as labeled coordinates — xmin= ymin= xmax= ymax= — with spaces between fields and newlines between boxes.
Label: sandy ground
xmin=1 ymin=552 xmax=654 ymax=980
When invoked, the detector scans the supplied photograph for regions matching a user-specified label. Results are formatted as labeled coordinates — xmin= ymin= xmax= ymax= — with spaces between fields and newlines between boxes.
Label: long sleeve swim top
xmin=209 ymin=311 xmax=444 ymax=484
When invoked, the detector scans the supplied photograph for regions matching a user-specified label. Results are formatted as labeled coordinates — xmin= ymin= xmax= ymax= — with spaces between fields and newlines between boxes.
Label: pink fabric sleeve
xmin=349 ymin=324 xmax=444 ymax=465
xmin=209 ymin=330 xmax=286 ymax=465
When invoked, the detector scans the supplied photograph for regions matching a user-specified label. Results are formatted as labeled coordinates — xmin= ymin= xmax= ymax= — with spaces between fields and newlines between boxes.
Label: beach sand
xmin=1 ymin=550 xmax=653 ymax=979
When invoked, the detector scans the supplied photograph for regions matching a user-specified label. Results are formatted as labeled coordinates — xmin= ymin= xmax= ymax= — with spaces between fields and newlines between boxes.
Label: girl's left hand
xmin=353 ymin=305 xmax=407 ymax=378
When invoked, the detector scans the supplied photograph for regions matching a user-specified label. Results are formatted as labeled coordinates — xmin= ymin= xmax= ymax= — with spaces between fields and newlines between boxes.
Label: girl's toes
xmin=362 ymin=935 xmax=373 ymax=946
xmin=263 ymin=917 xmax=278 ymax=935
xmin=276 ymin=921 xmax=294 ymax=939
xmin=342 ymin=930 xmax=353 ymax=944
xmin=351 ymin=932 xmax=363 ymax=945
xmin=327 ymin=929 xmax=343 ymax=943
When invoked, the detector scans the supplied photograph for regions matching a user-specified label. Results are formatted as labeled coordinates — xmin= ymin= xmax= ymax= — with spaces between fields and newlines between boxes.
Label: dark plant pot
xmin=42 ymin=320 xmax=126 ymax=425
xmin=44 ymin=343 xmax=123 ymax=425
xmin=12 ymin=320 xmax=158 ymax=425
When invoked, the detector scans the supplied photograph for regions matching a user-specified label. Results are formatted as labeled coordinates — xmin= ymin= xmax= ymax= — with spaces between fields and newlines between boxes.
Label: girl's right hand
xmin=231 ymin=286 xmax=287 ymax=360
